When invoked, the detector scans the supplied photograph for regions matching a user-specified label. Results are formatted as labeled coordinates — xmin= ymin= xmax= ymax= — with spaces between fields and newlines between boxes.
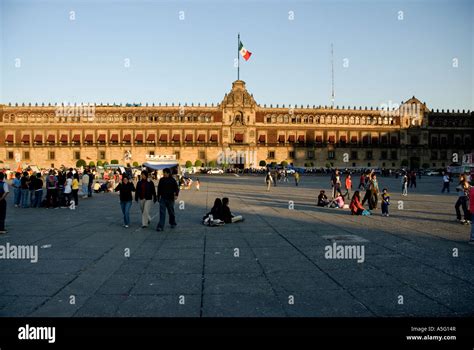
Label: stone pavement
xmin=0 ymin=174 xmax=473 ymax=317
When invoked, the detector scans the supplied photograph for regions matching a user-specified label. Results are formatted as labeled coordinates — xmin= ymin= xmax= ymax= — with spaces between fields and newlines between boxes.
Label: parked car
xmin=425 ymin=170 xmax=440 ymax=176
xmin=207 ymin=168 xmax=224 ymax=174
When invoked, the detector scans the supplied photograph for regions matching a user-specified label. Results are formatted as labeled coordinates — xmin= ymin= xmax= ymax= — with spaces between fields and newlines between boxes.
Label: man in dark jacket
xmin=156 ymin=168 xmax=179 ymax=231
xmin=135 ymin=170 xmax=157 ymax=228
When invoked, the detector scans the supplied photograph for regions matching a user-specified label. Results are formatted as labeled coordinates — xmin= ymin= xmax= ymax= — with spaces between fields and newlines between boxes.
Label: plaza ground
xmin=0 ymin=174 xmax=473 ymax=317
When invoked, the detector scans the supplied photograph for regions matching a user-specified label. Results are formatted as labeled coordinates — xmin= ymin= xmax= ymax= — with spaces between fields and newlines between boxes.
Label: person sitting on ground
xmin=93 ymin=181 xmax=101 ymax=193
xmin=202 ymin=198 xmax=225 ymax=226
xmin=317 ymin=190 xmax=330 ymax=207
xmin=349 ymin=191 xmax=370 ymax=215
xmin=221 ymin=197 xmax=244 ymax=223
xmin=329 ymin=189 xmax=345 ymax=208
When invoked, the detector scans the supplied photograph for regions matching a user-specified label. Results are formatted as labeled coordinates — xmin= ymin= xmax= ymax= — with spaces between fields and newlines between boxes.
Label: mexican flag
xmin=239 ymin=41 xmax=252 ymax=61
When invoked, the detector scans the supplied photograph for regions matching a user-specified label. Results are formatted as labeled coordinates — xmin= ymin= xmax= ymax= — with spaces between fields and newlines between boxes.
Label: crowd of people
xmin=0 ymin=165 xmax=472 ymax=244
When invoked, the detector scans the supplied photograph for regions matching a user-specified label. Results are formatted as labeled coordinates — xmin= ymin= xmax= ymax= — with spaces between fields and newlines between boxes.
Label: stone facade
xmin=0 ymin=80 xmax=473 ymax=169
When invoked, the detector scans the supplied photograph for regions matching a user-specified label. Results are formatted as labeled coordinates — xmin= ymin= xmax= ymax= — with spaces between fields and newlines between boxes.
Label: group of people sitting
xmin=317 ymin=189 xmax=390 ymax=216
xmin=202 ymin=197 xmax=244 ymax=226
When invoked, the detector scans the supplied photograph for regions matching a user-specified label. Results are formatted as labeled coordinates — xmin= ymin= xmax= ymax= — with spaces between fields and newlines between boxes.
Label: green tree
xmin=89 ymin=161 xmax=95 ymax=167
xmin=270 ymin=161 xmax=277 ymax=167
xmin=281 ymin=160 xmax=288 ymax=167
xmin=259 ymin=160 xmax=266 ymax=167
xmin=325 ymin=162 xmax=332 ymax=168
xmin=133 ymin=161 xmax=139 ymax=167
xmin=103 ymin=161 xmax=109 ymax=166
xmin=97 ymin=160 xmax=103 ymax=167
xmin=208 ymin=160 xmax=217 ymax=167
xmin=401 ymin=159 xmax=409 ymax=167
xmin=76 ymin=159 xmax=86 ymax=168
xmin=111 ymin=159 xmax=119 ymax=165
xmin=195 ymin=160 xmax=202 ymax=167
xmin=185 ymin=160 xmax=193 ymax=168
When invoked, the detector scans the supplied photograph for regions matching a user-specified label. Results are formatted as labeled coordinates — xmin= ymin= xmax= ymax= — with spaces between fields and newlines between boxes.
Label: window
xmin=149 ymin=151 xmax=155 ymax=156
xmin=288 ymin=151 xmax=295 ymax=159
xmin=440 ymin=151 xmax=447 ymax=160
xmin=7 ymin=151 xmax=14 ymax=160
xmin=391 ymin=151 xmax=398 ymax=160
xmin=381 ymin=151 xmax=387 ymax=160
xmin=74 ymin=151 xmax=81 ymax=160
xmin=328 ymin=151 xmax=335 ymax=160
xmin=431 ymin=151 xmax=438 ymax=160
xmin=99 ymin=151 xmax=106 ymax=160
xmin=307 ymin=150 xmax=314 ymax=159
xmin=268 ymin=151 xmax=275 ymax=159
xmin=23 ymin=151 xmax=30 ymax=160
xmin=366 ymin=151 xmax=373 ymax=160
xmin=199 ymin=151 xmax=205 ymax=159
xmin=174 ymin=151 xmax=180 ymax=160
xmin=48 ymin=151 xmax=55 ymax=160
xmin=351 ymin=151 xmax=358 ymax=160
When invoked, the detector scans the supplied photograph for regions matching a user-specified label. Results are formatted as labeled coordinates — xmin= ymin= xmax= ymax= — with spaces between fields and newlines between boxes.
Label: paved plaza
xmin=0 ymin=174 xmax=473 ymax=317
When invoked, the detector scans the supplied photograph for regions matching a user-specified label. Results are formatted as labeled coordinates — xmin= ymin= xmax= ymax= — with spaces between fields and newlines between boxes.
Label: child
xmin=196 ymin=177 xmax=200 ymax=191
xmin=381 ymin=188 xmax=390 ymax=216
xmin=345 ymin=174 xmax=352 ymax=199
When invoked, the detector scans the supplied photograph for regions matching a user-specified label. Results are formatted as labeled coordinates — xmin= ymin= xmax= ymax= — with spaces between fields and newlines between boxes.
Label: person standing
xmin=46 ymin=170 xmax=58 ymax=208
xmin=72 ymin=173 xmax=79 ymax=206
xmin=81 ymin=171 xmax=89 ymax=199
xmin=410 ymin=172 xmax=417 ymax=189
xmin=0 ymin=172 xmax=10 ymax=234
xmin=63 ymin=173 xmax=73 ymax=207
xmin=33 ymin=173 xmax=43 ymax=208
xmin=358 ymin=173 xmax=365 ymax=190
xmin=88 ymin=168 xmax=94 ymax=198
xmin=265 ymin=171 xmax=273 ymax=191
xmin=369 ymin=174 xmax=380 ymax=210
xmin=28 ymin=173 xmax=35 ymax=208
xmin=135 ymin=170 xmax=157 ymax=228
xmin=344 ymin=174 xmax=352 ymax=200
xmin=20 ymin=172 xmax=30 ymax=208
xmin=402 ymin=173 xmax=408 ymax=196
xmin=294 ymin=171 xmax=300 ymax=187
xmin=469 ymin=182 xmax=474 ymax=244
xmin=12 ymin=172 xmax=21 ymax=208
xmin=115 ymin=176 xmax=135 ymax=228
xmin=454 ymin=175 xmax=470 ymax=224
xmin=156 ymin=168 xmax=179 ymax=232
xmin=381 ymin=188 xmax=390 ymax=217
xmin=441 ymin=172 xmax=450 ymax=193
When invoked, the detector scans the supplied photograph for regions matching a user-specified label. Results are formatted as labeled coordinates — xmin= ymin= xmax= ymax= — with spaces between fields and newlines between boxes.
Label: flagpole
xmin=237 ymin=33 xmax=240 ymax=80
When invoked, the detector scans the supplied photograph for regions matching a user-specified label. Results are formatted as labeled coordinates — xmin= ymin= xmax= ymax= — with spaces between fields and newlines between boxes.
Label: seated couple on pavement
xmin=202 ymin=197 xmax=244 ymax=226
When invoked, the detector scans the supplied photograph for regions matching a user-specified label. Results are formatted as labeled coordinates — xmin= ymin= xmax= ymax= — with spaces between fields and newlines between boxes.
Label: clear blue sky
xmin=1 ymin=0 xmax=472 ymax=110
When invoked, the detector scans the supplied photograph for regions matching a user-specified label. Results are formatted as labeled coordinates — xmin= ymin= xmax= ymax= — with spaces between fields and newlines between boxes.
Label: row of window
xmin=2 ymin=133 xmax=219 ymax=145
xmin=266 ymin=150 xmax=400 ymax=161
xmin=257 ymin=134 xmax=399 ymax=145
xmin=264 ymin=115 xmax=397 ymax=126
xmin=3 ymin=114 xmax=216 ymax=124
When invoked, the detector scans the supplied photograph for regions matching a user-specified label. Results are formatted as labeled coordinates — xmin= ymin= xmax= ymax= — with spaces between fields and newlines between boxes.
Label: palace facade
xmin=0 ymin=80 xmax=473 ymax=170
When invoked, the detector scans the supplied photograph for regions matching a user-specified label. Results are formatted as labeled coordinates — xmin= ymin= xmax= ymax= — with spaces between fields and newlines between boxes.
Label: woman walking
xmin=72 ymin=173 xmax=80 ymax=206
xmin=115 ymin=176 xmax=136 ymax=228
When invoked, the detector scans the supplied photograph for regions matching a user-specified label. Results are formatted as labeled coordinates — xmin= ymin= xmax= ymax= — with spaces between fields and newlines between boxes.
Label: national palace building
xmin=0 ymin=80 xmax=473 ymax=170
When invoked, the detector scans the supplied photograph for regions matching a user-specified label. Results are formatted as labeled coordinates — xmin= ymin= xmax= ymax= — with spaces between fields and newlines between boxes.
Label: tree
xmin=281 ymin=160 xmax=288 ymax=167
xmin=103 ymin=161 xmax=109 ymax=166
xmin=76 ymin=159 xmax=86 ymax=168
xmin=325 ymin=162 xmax=332 ymax=168
xmin=185 ymin=160 xmax=193 ymax=168
xmin=422 ymin=163 xmax=430 ymax=169
xmin=132 ymin=161 xmax=140 ymax=167
xmin=259 ymin=160 xmax=266 ymax=167
xmin=401 ymin=159 xmax=409 ymax=167
xmin=111 ymin=159 xmax=119 ymax=164
xmin=195 ymin=160 xmax=202 ymax=167
xmin=97 ymin=160 xmax=103 ymax=167
xmin=208 ymin=160 xmax=217 ymax=167
xmin=89 ymin=161 xmax=95 ymax=167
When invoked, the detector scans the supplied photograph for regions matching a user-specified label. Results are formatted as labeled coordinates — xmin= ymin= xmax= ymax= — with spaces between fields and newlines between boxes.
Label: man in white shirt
xmin=442 ymin=172 xmax=451 ymax=193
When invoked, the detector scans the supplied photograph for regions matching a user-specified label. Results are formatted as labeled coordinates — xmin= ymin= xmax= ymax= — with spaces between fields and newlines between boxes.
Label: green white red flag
xmin=239 ymin=41 xmax=252 ymax=61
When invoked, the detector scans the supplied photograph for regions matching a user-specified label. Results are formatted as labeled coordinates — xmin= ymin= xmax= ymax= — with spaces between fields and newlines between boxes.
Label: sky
xmin=0 ymin=0 xmax=473 ymax=110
